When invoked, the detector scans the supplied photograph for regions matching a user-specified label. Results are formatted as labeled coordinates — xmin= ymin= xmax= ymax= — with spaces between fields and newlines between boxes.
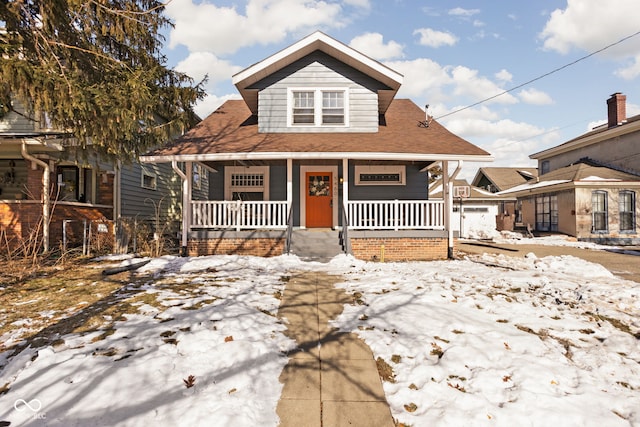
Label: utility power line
xmin=435 ymin=29 xmax=640 ymax=121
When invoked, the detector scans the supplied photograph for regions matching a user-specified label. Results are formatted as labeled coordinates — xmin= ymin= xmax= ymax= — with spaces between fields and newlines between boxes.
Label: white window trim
xmin=287 ymin=87 xmax=349 ymax=127
xmin=354 ymin=165 xmax=406 ymax=186
xmin=141 ymin=171 xmax=157 ymax=190
xmin=225 ymin=166 xmax=270 ymax=200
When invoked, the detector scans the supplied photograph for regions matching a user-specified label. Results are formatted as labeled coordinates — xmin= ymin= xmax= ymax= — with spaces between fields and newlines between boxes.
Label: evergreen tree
xmin=0 ymin=0 xmax=204 ymax=159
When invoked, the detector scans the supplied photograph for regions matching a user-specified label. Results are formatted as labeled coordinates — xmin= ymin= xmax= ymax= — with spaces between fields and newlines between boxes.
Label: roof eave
xmin=530 ymin=119 xmax=640 ymax=160
xmin=140 ymin=152 xmax=493 ymax=163
xmin=232 ymin=31 xmax=403 ymax=115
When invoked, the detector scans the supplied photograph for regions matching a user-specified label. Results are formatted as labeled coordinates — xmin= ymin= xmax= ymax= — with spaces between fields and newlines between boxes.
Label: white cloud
xmin=385 ymin=58 xmax=452 ymax=103
xmin=175 ymin=52 xmax=243 ymax=92
xmin=473 ymin=19 xmax=485 ymax=27
xmin=495 ymin=69 xmax=513 ymax=82
xmin=414 ymin=28 xmax=458 ymax=48
xmin=615 ymin=54 xmax=640 ymax=80
xmin=349 ymin=32 xmax=404 ymax=60
xmin=165 ymin=0 xmax=346 ymax=55
xmin=518 ymin=88 xmax=554 ymax=105
xmin=446 ymin=117 xmax=544 ymax=140
xmin=344 ymin=0 xmax=371 ymax=8
xmin=193 ymin=93 xmax=241 ymax=120
xmin=448 ymin=7 xmax=480 ymax=17
xmin=449 ymin=66 xmax=518 ymax=104
xmin=539 ymin=0 xmax=640 ymax=79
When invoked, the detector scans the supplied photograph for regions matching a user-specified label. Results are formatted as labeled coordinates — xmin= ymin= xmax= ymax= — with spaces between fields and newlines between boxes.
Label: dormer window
xmin=322 ymin=91 xmax=344 ymax=124
xmin=292 ymin=91 xmax=315 ymax=124
xmin=288 ymin=88 xmax=348 ymax=127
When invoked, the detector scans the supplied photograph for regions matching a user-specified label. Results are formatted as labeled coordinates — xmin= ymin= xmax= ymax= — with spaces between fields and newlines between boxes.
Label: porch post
xmin=443 ymin=161 xmax=453 ymax=258
xmin=286 ymin=158 xmax=293 ymax=213
xmin=172 ymin=161 xmax=190 ymax=256
xmin=342 ymin=158 xmax=349 ymax=223
xmin=443 ymin=160 xmax=463 ymax=259
xmin=21 ymin=142 xmax=50 ymax=252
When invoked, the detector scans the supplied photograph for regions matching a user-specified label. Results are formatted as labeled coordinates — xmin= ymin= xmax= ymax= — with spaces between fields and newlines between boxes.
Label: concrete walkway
xmin=276 ymin=272 xmax=395 ymax=427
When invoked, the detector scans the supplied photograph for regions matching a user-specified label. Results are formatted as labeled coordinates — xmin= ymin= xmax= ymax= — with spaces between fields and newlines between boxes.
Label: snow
xmin=1 ymin=249 xmax=639 ymax=426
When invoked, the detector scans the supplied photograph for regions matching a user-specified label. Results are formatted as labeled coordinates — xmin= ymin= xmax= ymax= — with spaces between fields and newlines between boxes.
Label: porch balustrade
xmin=191 ymin=200 xmax=289 ymax=230
xmin=346 ymin=200 xmax=445 ymax=230
xmin=191 ymin=199 xmax=445 ymax=231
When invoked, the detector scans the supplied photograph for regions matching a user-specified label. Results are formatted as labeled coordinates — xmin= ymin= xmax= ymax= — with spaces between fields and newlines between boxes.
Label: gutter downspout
xmin=445 ymin=160 xmax=463 ymax=259
xmin=21 ymin=142 xmax=50 ymax=252
xmin=172 ymin=160 xmax=189 ymax=256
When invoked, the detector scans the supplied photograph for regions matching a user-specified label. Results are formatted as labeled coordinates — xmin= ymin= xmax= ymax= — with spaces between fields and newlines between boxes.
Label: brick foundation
xmin=0 ymin=201 xmax=113 ymax=252
xmin=188 ymin=237 xmax=285 ymax=257
xmin=350 ymin=237 xmax=452 ymax=261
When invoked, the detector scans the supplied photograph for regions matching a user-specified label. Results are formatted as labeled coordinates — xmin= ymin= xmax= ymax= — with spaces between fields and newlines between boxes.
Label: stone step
xmin=289 ymin=229 xmax=344 ymax=262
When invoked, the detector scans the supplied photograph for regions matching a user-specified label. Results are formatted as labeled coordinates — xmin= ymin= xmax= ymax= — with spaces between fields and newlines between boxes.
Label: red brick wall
xmin=188 ymin=237 xmax=285 ymax=257
xmin=350 ymin=237 xmax=452 ymax=261
xmin=0 ymin=201 xmax=113 ymax=252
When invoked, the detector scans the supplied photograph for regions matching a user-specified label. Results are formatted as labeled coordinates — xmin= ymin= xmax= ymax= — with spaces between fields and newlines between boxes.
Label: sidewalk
xmin=276 ymin=272 xmax=395 ymax=427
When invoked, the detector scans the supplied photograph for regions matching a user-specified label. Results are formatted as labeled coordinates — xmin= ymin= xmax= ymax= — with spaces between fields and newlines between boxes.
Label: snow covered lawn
xmin=1 ymin=248 xmax=639 ymax=426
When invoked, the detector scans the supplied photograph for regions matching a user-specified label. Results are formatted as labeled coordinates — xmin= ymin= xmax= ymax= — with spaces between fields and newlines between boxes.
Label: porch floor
xmin=289 ymin=229 xmax=344 ymax=262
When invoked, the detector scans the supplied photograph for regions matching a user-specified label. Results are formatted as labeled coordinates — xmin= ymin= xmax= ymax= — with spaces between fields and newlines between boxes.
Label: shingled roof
xmin=472 ymin=167 xmax=538 ymax=191
xmin=142 ymin=98 xmax=491 ymax=162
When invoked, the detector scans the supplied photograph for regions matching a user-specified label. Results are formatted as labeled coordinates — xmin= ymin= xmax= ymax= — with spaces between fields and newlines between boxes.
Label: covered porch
xmin=152 ymin=156 xmax=468 ymax=261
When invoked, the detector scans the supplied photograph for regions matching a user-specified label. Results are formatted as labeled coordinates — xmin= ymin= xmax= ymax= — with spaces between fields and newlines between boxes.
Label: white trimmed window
xmin=592 ymin=191 xmax=608 ymax=232
xmin=288 ymin=88 xmax=348 ymax=127
xmin=619 ymin=190 xmax=635 ymax=232
xmin=225 ymin=166 xmax=269 ymax=201
xmin=141 ymin=171 xmax=157 ymax=190
xmin=355 ymin=165 xmax=405 ymax=186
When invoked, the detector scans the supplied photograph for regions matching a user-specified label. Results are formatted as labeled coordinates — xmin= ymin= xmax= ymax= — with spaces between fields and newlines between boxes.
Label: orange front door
xmin=305 ymin=172 xmax=332 ymax=228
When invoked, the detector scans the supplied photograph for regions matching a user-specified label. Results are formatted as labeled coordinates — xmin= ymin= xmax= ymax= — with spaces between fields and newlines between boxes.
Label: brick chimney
xmin=607 ymin=92 xmax=626 ymax=128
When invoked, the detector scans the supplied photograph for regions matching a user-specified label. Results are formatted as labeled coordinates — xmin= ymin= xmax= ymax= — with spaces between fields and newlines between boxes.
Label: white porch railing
xmin=191 ymin=199 xmax=445 ymax=231
xmin=347 ymin=200 xmax=445 ymax=230
xmin=191 ymin=200 xmax=289 ymax=230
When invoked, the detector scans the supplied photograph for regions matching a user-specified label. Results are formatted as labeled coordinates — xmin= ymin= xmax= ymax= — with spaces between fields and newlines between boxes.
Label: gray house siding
xmin=252 ymin=51 xmax=385 ymax=133
xmin=0 ymin=98 xmax=41 ymax=133
xmin=348 ymin=163 xmax=429 ymax=200
xmin=119 ymin=162 xmax=181 ymax=231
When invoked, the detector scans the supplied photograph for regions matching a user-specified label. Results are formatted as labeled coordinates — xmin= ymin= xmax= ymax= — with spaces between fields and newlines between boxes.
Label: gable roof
xmin=472 ymin=167 xmax=538 ymax=191
xmin=232 ymin=31 xmax=403 ymax=115
xmin=141 ymin=98 xmax=492 ymax=163
xmin=530 ymin=112 xmax=640 ymax=160
xmin=498 ymin=160 xmax=640 ymax=196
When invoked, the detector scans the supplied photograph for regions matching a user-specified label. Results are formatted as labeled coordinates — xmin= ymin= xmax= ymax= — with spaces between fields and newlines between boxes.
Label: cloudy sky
xmin=161 ymin=0 xmax=640 ymax=179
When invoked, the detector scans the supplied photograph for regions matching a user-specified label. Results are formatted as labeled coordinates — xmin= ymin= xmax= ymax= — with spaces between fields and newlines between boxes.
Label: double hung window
xmin=290 ymin=89 xmax=347 ymax=126
xmin=619 ymin=191 xmax=635 ymax=232
xmin=591 ymin=191 xmax=608 ymax=232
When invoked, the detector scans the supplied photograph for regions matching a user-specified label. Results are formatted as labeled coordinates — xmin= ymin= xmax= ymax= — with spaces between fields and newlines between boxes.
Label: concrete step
xmin=289 ymin=229 xmax=344 ymax=262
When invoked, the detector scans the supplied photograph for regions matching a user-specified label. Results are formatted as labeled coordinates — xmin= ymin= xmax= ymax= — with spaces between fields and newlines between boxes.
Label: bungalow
xmin=141 ymin=31 xmax=492 ymax=261
xmin=0 ymin=98 xmax=195 ymax=254
xmin=499 ymin=93 xmax=640 ymax=245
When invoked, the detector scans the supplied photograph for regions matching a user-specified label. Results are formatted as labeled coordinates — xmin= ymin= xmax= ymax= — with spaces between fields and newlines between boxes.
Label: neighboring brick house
xmin=499 ymin=93 xmax=640 ymax=244
xmin=141 ymin=31 xmax=492 ymax=261
xmin=0 ymin=99 xmax=200 ymax=253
